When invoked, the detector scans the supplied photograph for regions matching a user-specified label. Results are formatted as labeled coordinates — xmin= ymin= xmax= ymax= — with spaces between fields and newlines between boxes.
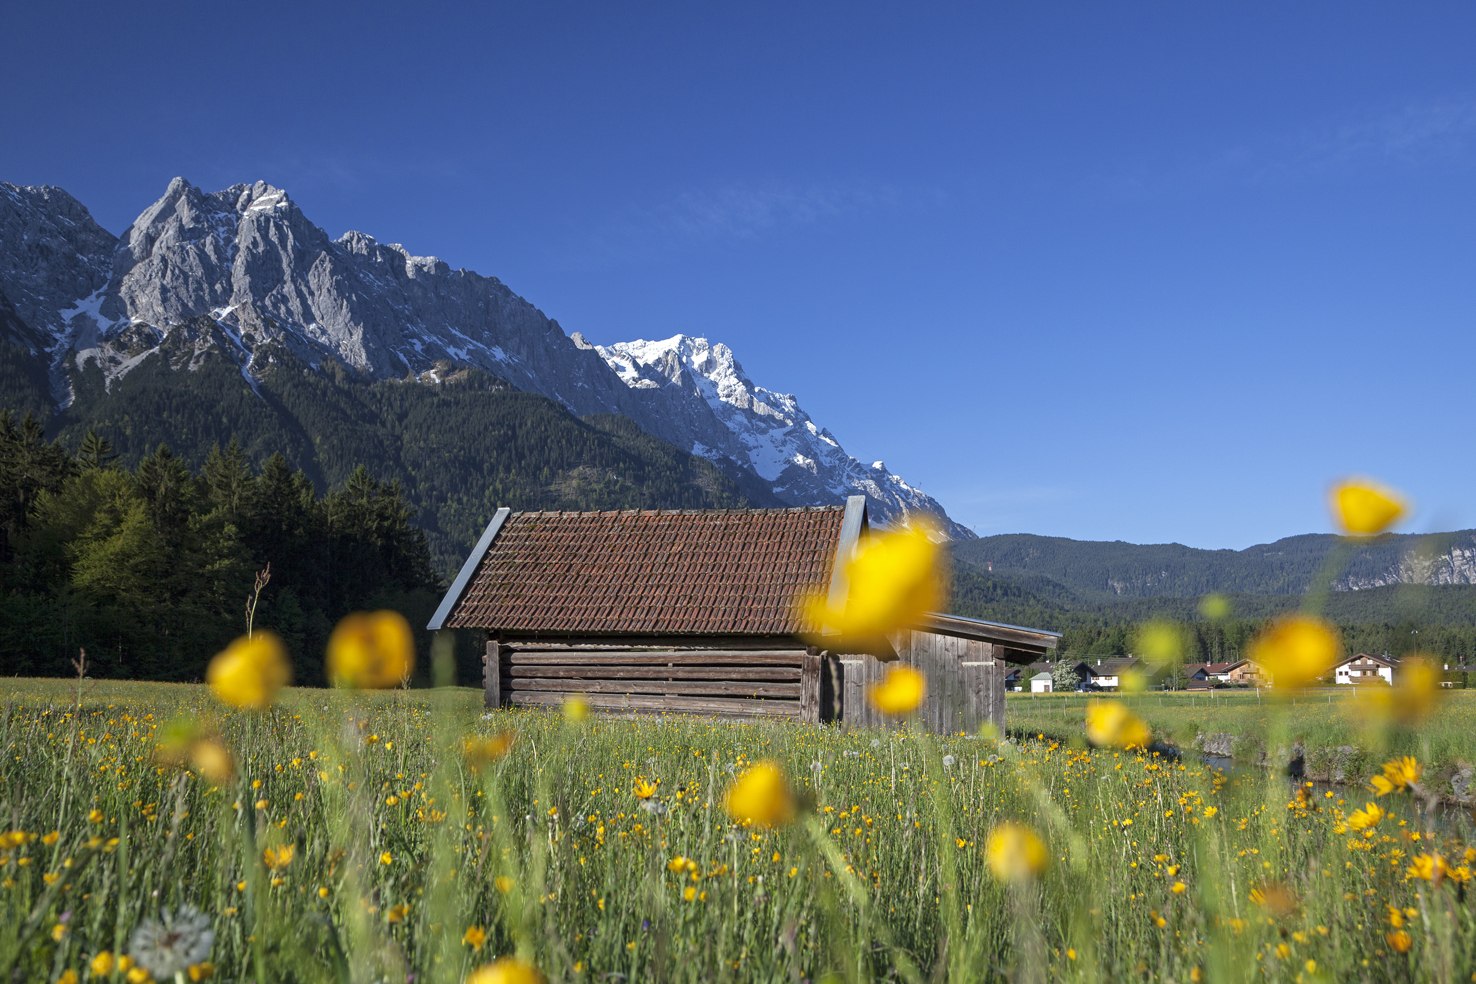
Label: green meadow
xmin=2 ymin=678 xmax=1473 ymax=982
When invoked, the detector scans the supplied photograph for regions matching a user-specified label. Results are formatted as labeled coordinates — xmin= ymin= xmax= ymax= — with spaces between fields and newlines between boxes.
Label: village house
xmin=1332 ymin=652 xmax=1400 ymax=685
xmin=428 ymin=497 xmax=1060 ymax=734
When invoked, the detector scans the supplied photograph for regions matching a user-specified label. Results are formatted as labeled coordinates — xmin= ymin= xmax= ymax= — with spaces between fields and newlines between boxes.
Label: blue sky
xmin=5 ymin=2 xmax=1475 ymax=548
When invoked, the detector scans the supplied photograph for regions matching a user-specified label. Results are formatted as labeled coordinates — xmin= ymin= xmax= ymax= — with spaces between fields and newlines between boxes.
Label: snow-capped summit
xmin=595 ymin=334 xmax=970 ymax=537
xmin=0 ymin=177 xmax=972 ymax=537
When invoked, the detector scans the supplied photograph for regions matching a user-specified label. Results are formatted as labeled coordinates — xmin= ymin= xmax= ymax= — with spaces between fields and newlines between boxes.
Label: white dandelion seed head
xmin=942 ymin=755 xmax=957 ymax=768
xmin=870 ymin=739 xmax=881 ymax=749
xmin=128 ymin=904 xmax=214 ymax=979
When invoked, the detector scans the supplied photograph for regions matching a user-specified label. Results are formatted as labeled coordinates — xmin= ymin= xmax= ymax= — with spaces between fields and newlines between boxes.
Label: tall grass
xmin=1 ymin=679 xmax=1471 ymax=982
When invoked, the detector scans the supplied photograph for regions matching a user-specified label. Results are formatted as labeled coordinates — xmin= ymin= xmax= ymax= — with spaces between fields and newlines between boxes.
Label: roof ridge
xmin=509 ymin=504 xmax=849 ymax=518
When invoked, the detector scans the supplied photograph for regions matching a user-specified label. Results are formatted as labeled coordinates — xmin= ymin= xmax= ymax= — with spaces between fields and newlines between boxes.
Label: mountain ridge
xmin=0 ymin=176 xmax=968 ymax=536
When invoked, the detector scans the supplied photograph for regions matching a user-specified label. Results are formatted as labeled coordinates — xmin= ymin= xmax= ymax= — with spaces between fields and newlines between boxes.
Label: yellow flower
xmin=1331 ymin=478 xmax=1407 ymax=536
xmin=463 ymin=732 xmax=515 ymax=771
xmin=1084 ymin=700 xmax=1151 ymax=750
xmin=1407 ymin=853 xmax=1449 ymax=884
xmin=563 ymin=695 xmax=590 ymax=723
xmin=868 ymin=665 xmax=926 ymax=716
xmin=89 ymin=952 xmax=115 ymax=977
xmin=1135 ymin=619 xmax=1186 ymax=668
xmin=984 ymin=822 xmax=1049 ymax=884
xmin=1347 ymin=802 xmax=1384 ymax=831
xmin=632 ymin=777 xmax=659 ymax=800
xmin=262 ymin=844 xmax=295 ymax=870
xmin=494 ymin=876 xmax=514 ymax=894
xmin=1248 ymin=881 xmax=1299 ymax=918
xmin=1171 ymin=881 xmax=1187 ymax=894
xmin=56 ymin=971 xmax=78 ymax=984
xmin=1247 ymin=615 xmax=1340 ymax=691
xmin=1386 ymin=930 xmax=1413 ymax=954
xmin=207 ymin=631 xmax=290 ymax=710
xmin=801 ymin=520 xmax=947 ymax=651
xmin=1359 ymin=655 xmax=1443 ymax=727
xmin=380 ymin=851 xmax=394 ymax=865
xmin=462 ymin=925 xmax=487 ymax=949
xmin=187 ymin=963 xmax=214 ymax=982
xmin=327 ymin=610 xmax=415 ymax=689
xmin=1198 ymin=593 xmax=1231 ymax=620
xmin=466 ymin=957 xmax=546 ymax=984
xmin=386 ymin=904 xmax=410 ymax=924
xmin=188 ymin=740 xmax=235 ymax=785
xmin=723 ymin=761 xmax=797 ymax=829
xmin=1369 ymin=757 xmax=1421 ymax=797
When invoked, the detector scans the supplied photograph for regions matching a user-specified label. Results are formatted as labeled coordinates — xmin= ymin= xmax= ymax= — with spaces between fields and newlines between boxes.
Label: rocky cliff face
xmin=0 ymin=176 xmax=969 ymax=534
xmin=590 ymin=335 xmax=970 ymax=537
xmin=1337 ymin=534 xmax=1476 ymax=590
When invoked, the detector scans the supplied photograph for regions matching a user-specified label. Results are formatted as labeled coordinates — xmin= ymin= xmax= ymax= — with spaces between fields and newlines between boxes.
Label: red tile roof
xmin=443 ymin=507 xmax=848 ymax=636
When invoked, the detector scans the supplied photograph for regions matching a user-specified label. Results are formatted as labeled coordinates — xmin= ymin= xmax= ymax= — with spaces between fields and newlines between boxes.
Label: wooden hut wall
xmin=838 ymin=630 xmax=1007 ymax=733
xmin=486 ymin=639 xmax=828 ymax=722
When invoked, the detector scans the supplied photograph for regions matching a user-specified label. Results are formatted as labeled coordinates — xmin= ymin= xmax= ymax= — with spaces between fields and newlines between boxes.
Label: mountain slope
xmin=954 ymin=530 xmax=1476 ymax=599
xmin=590 ymin=334 xmax=969 ymax=537
xmin=0 ymin=177 xmax=966 ymax=533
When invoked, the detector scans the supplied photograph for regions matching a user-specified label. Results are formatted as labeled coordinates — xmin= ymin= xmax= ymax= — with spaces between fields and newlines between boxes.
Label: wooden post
xmin=800 ymin=651 xmax=821 ymax=724
xmin=484 ymin=639 xmax=502 ymax=709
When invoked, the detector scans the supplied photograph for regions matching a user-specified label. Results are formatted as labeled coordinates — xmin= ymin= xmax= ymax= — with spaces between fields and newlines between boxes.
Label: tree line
xmin=0 ymin=413 xmax=443 ymax=684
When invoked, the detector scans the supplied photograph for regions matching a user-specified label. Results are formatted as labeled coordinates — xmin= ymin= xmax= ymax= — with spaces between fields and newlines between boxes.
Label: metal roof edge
xmin=824 ymin=495 xmax=868 ymax=614
xmin=919 ymin=611 xmax=1062 ymax=650
xmin=427 ymin=506 xmax=511 ymax=631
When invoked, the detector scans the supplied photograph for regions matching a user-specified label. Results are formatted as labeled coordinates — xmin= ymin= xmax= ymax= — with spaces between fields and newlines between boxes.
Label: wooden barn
xmin=428 ymin=497 xmax=1060 ymax=733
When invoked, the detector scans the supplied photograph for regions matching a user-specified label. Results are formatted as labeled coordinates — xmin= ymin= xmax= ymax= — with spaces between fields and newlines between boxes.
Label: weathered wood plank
xmin=506 ymin=691 xmax=802 ymax=718
xmin=501 ymin=636 xmax=802 ymax=651
xmin=506 ymin=665 xmax=802 ymax=682
xmin=504 ymin=678 xmax=803 ymax=698
xmin=800 ymin=652 xmax=820 ymax=724
xmin=484 ymin=640 xmax=502 ymax=709
xmin=506 ymin=652 xmax=806 ymax=667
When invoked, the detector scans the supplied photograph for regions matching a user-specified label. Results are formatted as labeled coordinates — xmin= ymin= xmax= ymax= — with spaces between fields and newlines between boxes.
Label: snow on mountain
xmin=591 ymin=335 xmax=971 ymax=537
xmin=0 ymin=177 xmax=972 ymax=536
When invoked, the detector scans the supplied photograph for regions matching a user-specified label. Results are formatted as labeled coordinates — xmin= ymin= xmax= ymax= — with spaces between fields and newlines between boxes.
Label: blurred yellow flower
xmin=723 ymin=761 xmax=797 ymax=829
xmin=801 ymin=520 xmax=946 ymax=651
xmin=327 ymin=610 xmax=415 ymax=689
xmin=563 ymin=695 xmax=590 ymax=723
xmin=1248 ymin=881 xmax=1299 ymax=918
xmin=1198 ymin=594 xmax=1231 ymax=620
xmin=984 ymin=822 xmax=1049 ymax=883
xmin=207 ymin=631 xmax=290 ymax=710
xmin=462 ymin=925 xmax=487 ymax=949
xmin=1370 ymin=757 xmax=1421 ymax=796
xmin=466 ymin=957 xmax=546 ymax=984
xmin=188 ymin=739 xmax=236 ymax=785
xmin=380 ymin=851 xmax=394 ymax=865
xmin=632 ymin=777 xmax=659 ymax=800
xmin=262 ymin=844 xmax=295 ymax=870
xmin=1359 ymin=656 xmax=1443 ymax=727
xmin=463 ymin=732 xmax=515 ymax=771
xmin=1085 ymin=700 xmax=1151 ymax=750
xmin=1346 ymin=803 xmax=1384 ymax=831
xmin=868 ymin=665 xmax=926 ymax=716
xmin=1407 ymin=853 xmax=1449 ymax=884
xmin=1135 ymin=620 xmax=1186 ymax=668
xmin=89 ymin=952 xmax=115 ymax=977
xmin=187 ymin=965 xmax=214 ymax=982
xmin=1331 ymin=478 xmax=1407 ymax=537
xmin=1386 ymin=930 xmax=1413 ymax=954
xmin=1247 ymin=615 xmax=1340 ymax=691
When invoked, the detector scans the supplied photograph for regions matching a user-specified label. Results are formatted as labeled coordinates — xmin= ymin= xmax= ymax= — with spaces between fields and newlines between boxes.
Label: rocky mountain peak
xmin=0 ymin=177 xmax=973 ymax=538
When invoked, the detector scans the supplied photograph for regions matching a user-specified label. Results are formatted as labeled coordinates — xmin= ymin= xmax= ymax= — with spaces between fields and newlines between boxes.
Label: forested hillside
xmin=955 ymin=530 xmax=1476 ymax=599
xmin=5 ymin=336 xmax=767 ymax=574
xmin=0 ymin=412 xmax=442 ymax=683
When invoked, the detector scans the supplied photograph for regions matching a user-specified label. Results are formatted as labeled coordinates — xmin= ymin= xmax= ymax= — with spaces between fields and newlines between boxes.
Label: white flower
xmin=942 ymin=754 xmax=957 ymax=768
xmin=128 ymin=905 xmax=214 ymax=978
